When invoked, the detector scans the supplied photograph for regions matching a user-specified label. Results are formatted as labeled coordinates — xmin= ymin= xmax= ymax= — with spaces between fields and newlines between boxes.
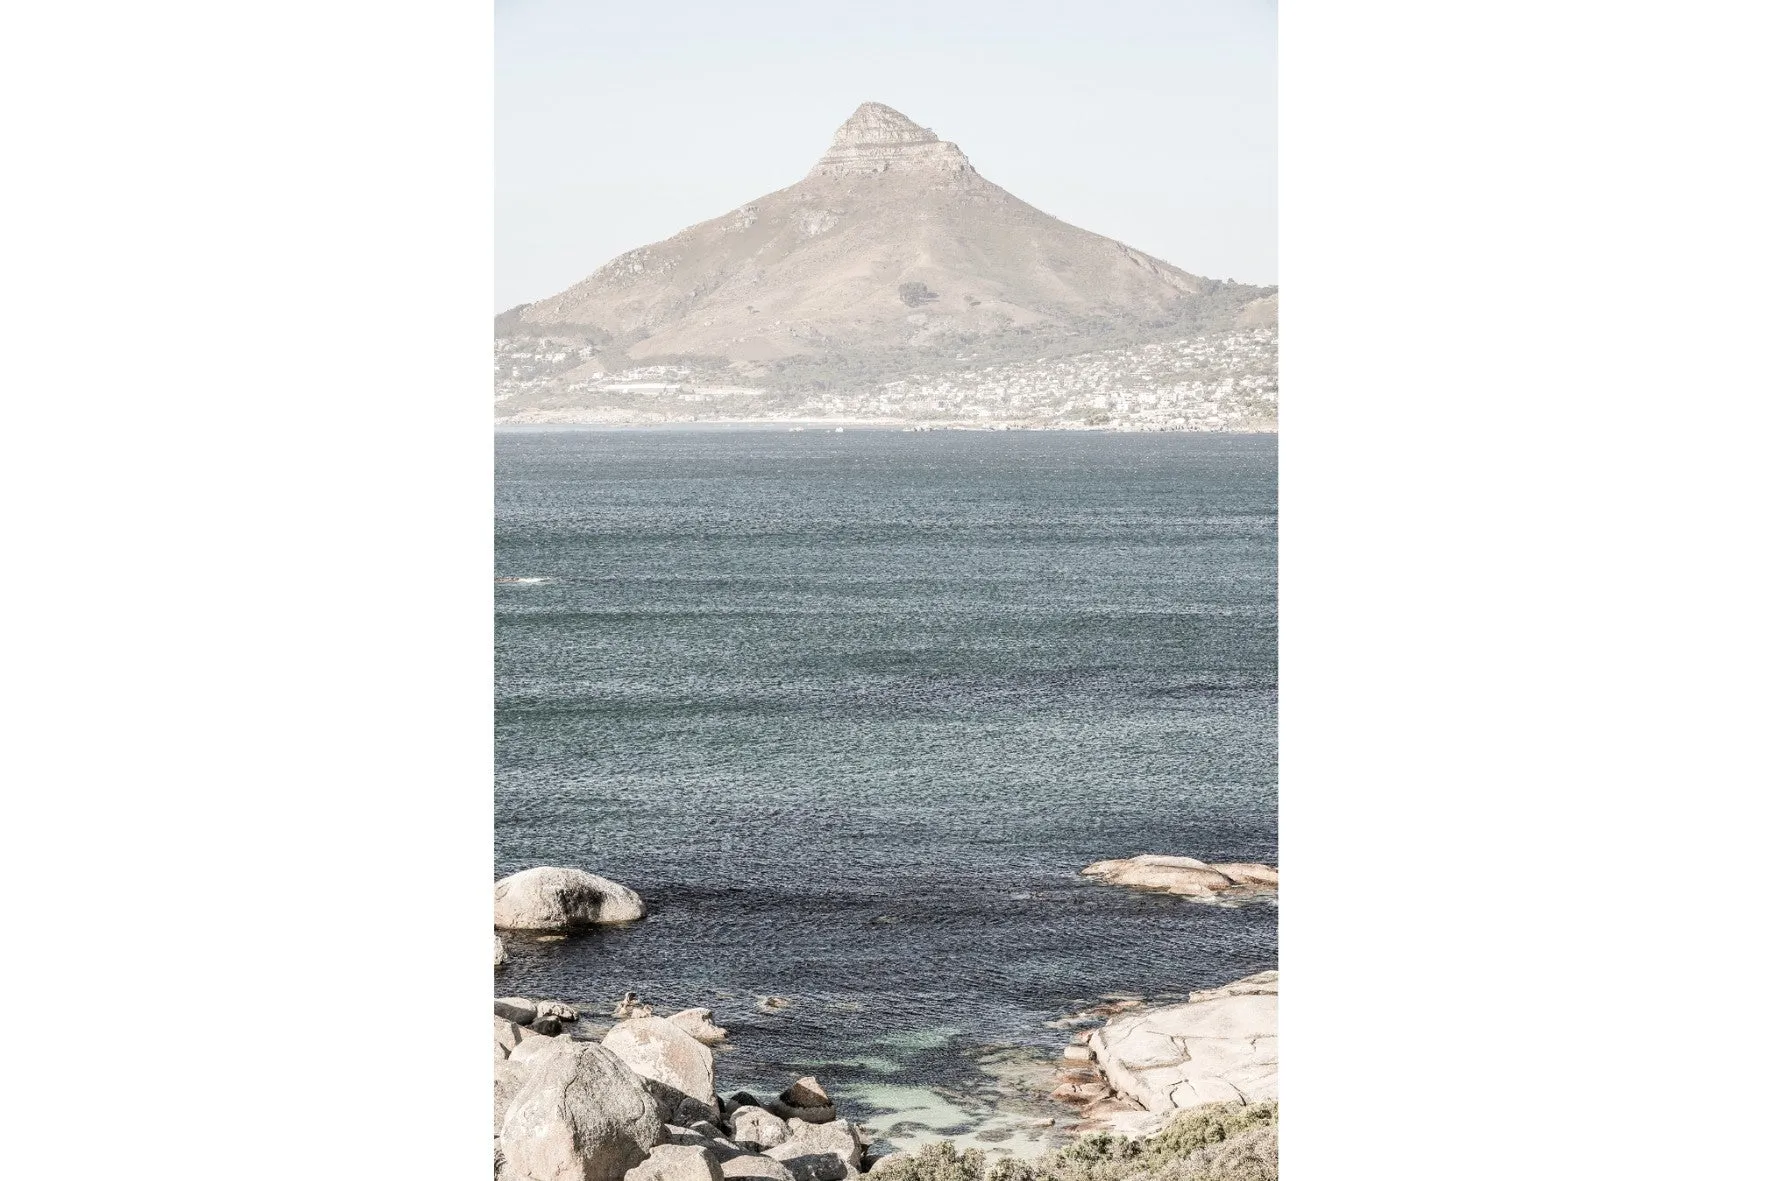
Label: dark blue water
xmin=494 ymin=428 xmax=1276 ymax=1133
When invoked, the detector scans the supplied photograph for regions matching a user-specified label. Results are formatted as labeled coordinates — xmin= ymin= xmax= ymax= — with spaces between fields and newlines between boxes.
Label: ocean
xmin=494 ymin=427 xmax=1276 ymax=1151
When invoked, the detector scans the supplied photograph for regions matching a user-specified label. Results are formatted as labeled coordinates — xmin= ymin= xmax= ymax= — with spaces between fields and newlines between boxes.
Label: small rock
xmin=494 ymin=935 xmax=509 ymax=968
xmin=536 ymin=999 xmax=580 ymax=1023
xmin=770 ymin=1101 xmax=835 ymax=1126
xmin=669 ymin=1008 xmax=729 ymax=1045
xmin=668 ymin=1123 xmax=749 ymax=1163
xmin=495 ymin=997 xmax=540 ymax=1026
xmin=721 ymin=1155 xmax=795 ymax=1181
xmin=1062 ymin=1045 xmax=1094 ymax=1065
xmin=1079 ymin=1097 xmax=1142 ymax=1119
xmin=689 ymin=1122 xmax=748 ymax=1160
xmin=616 ymin=992 xmax=655 ymax=1020
xmin=727 ymin=1105 xmax=790 ymax=1150
xmin=790 ymin=1118 xmax=864 ymax=1146
xmin=626 ymin=1144 xmax=723 ymax=1181
xmin=780 ymin=1078 xmax=830 ymax=1109
xmin=757 ymin=996 xmax=793 ymax=1013
xmin=1050 ymin=1081 xmax=1112 ymax=1104
xmin=531 ymin=1015 xmax=563 ymax=1036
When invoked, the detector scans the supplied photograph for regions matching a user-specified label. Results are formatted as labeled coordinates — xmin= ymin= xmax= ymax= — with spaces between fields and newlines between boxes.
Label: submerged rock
xmin=1081 ymin=854 xmax=1278 ymax=902
xmin=501 ymin=1042 xmax=666 ymax=1181
xmin=1211 ymin=862 xmax=1280 ymax=888
xmin=1050 ymin=1079 xmax=1111 ymax=1104
xmin=494 ymin=866 xmax=647 ymax=931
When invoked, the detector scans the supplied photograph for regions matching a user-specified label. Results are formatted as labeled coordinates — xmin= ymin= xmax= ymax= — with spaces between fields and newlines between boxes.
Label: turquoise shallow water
xmin=494 ymin=428 xmax=1276 ymax=1142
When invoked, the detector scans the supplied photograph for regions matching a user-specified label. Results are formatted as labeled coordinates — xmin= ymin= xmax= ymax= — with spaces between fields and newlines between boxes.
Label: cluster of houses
xmin=494 ymin=329 xmax=1277 ymax=431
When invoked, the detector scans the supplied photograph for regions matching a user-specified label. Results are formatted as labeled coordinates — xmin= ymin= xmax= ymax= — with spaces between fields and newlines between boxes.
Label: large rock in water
xmin=1081 ymin=855 xmax=1278 ymax=902
xmin=501 ymin=1042 xmax=666 ymax=1181
xmin=494 ymin=866 xmax=646 ymax=930
xmin=603 ymin=1016 xmax=719 ymax=1125
xmin=1086 ymin=971 xmax=1279 ymax=1117
xmin=768 ymin=1079 xmax=836 ymax=1125
xmin=666 ymin=1008 xmax=728 ymax=1046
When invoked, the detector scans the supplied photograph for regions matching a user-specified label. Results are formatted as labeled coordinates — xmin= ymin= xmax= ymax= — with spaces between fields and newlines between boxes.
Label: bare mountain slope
xmin=506 ymin=103 xmax=1267 ymax=366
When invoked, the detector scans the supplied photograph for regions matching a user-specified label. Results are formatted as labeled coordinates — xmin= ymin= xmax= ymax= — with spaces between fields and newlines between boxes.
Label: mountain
xmin=496 ymin=102 xmax=1276 ymax=425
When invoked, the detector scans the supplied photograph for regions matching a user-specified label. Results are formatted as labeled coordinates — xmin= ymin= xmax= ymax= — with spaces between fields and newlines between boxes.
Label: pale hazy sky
xmin=495 ymin=0 xmax=1276 ymax=311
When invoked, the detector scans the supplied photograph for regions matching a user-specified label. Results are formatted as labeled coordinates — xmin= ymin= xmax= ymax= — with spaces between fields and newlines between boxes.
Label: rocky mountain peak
xmin=810 ymin=101 xmax=974 ymax=178
xmin=828 ymin=102 xmax=937 ymax=146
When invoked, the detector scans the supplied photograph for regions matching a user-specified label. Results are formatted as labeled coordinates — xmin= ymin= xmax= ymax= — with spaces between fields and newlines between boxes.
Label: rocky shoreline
xmin=493 ymin=861 xmax=1278 ymax=1181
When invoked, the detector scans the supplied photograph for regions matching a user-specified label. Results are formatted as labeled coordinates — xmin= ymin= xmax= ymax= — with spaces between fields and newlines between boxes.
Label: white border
xmin=6 ymin=2 xmax=1769 ymax=1176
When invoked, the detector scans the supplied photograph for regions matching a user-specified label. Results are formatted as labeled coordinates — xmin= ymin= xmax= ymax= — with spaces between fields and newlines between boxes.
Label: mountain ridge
xmin=496 ymin=102 xmax=1276 ymax=426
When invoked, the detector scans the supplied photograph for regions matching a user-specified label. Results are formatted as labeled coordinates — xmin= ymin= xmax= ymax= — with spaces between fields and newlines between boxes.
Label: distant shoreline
xmin=493 ymin=420 xmax=1279 ymax=434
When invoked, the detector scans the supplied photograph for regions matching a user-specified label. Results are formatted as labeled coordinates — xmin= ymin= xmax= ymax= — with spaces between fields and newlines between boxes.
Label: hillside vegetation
xmin=874 ymin=1104 xmax=1278 ymax=1181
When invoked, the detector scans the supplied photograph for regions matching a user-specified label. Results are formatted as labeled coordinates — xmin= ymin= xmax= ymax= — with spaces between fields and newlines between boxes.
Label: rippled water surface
xmin=495 ymin=428 xmax=1277 ymax=1144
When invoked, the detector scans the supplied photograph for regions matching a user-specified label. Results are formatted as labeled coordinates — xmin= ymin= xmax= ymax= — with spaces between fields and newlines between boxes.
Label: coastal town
xmin=494 ymin=328 xmax=1277 ymax=431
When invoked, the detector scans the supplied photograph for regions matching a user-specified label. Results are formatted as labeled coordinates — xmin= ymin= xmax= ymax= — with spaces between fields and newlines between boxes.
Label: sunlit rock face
xmin=807 ymin=102 xmax=976 ymax=178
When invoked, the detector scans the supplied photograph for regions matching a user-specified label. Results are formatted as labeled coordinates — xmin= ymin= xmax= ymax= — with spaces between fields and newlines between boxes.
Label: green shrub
xmin=872 ymin=1104 xmax=1278 ymax=1181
